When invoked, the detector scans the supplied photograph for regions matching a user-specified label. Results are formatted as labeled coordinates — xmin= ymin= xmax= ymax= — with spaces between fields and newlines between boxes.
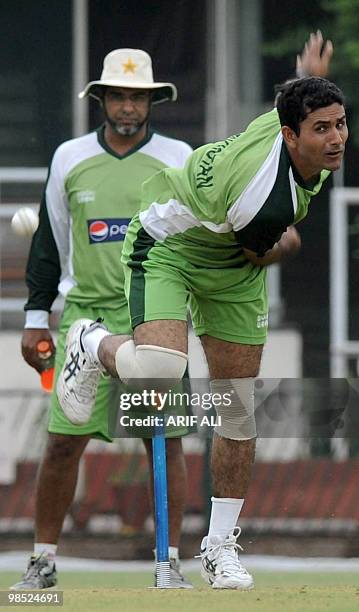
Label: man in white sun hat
xmin=14 ymin=48 xmax=193 ymax=590
xmin=79 ymin=48 xmax=177 ymax=104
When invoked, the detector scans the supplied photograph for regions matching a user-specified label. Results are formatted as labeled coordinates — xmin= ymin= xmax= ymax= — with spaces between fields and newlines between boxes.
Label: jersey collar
xmin=97 ymin=124 xmax=153 ymax=160
xmin=283 ymin=143 xmax=320 ymax=191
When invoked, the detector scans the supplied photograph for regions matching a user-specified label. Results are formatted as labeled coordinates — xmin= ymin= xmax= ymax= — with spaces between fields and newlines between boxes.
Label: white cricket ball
xmin=11 ymin=207 xmax=39 ymax=237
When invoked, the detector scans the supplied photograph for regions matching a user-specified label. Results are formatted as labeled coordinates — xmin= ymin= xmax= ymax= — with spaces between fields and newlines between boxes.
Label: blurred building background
xmin=1 ymin=0 xmax=359 ymax=556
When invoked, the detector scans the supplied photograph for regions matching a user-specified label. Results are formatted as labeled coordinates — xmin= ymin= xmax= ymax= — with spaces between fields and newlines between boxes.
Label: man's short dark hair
xmin=276 ymin=77 xmax=345 ymax=135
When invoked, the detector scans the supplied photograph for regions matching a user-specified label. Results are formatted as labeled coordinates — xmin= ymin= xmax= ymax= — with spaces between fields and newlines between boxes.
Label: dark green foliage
xmin=264 ymin=0 xmax=359 ymax=142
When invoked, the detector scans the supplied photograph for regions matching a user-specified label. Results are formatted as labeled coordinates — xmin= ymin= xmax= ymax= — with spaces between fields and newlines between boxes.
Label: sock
xmin=169 ymin=546 xmax=179 ymax=561
xmin=83 ymin=327 xmax=110 ymax=363
xmin=34 ymin=543 xmax=57 ymax=567
xmin=207 ymin=497 xmax=244 ymax=540
xmin=153 ymin=546 xmax=179 ymax=561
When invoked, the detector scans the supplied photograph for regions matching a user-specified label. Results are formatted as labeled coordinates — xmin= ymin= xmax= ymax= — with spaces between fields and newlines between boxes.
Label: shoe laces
xmin=73 ymin=325 xmax=102 ymax=399
xmin=75 ymin=362 xmax=101 ymax=400
xmin=197 ymin=527 xmax=249 ymax=576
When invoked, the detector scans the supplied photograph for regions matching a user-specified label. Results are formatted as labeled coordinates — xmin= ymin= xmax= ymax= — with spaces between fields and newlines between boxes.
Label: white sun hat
xmin=78 ymin=48 xmax=177 ymax=104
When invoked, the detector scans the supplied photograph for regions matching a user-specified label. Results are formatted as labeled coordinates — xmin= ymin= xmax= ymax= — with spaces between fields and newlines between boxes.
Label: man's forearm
xmin=243 ymin=243 xmax=282 ymax=266
xmin=243 ymin=226 xmax=301 ymax=267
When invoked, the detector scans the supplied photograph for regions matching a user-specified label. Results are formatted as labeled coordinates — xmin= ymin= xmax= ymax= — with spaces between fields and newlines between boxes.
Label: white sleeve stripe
xmin=227 ymin=133 xmax=284 ymax=231
xmin=140 ymin=199 xmax=231 ymax=241
xmin=44 ymin=134 xmax=102 ymax=291
xmin=45 ymin=166 xmax=71 ymax=285
xmin=140 ymin=134 xmax=192 ymax=168
xmin=289 ymin=167 xmax=298 ymax=215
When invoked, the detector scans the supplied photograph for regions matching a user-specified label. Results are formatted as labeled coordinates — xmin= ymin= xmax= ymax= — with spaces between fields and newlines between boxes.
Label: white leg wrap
xmin=211 ymin=378 xmax=257 ymax=440
xmin=115 ymin=340 xmax=188 ymax=390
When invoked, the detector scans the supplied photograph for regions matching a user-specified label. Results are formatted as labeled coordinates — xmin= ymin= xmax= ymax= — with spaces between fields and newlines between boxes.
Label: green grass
xmin=1 ymin=572 xmax=358 ymax=612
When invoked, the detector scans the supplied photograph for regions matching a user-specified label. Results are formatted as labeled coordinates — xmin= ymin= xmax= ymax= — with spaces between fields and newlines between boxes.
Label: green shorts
xmin=49 ymin=299 xmax=191 ymax=441
xmin=124 ymin=235 xmax=268 ymax=345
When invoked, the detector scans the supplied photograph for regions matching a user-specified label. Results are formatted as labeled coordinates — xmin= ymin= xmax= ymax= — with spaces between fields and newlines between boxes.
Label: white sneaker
xmin=10 ymin=553 xmax=57 ymax=590
xmin=56 ymin=318 xmax=107 ymax=425
xmin=198 ymin=527 xmax=254 ymax=590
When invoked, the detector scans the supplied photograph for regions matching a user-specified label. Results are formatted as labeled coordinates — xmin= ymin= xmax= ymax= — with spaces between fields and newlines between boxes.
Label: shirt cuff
xmin=24 ymin=310 xmax=50 ymax=329
xmin=296 ymin=67 xmax=309 ymax=78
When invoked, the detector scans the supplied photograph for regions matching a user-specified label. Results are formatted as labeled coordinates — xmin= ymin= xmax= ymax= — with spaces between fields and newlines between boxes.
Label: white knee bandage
xmin=211 ymin=378 xmax=257 ymax=440
xmin=115 ymin=340 xmax=188 ymax=390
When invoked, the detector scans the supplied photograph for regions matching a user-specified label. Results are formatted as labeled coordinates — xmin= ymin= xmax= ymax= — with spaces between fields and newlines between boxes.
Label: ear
xmin=281 ymin=126 xmax=298 ymax=150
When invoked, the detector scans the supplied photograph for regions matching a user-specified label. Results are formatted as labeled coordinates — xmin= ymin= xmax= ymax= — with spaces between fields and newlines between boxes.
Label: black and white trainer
xmin=10 ymin=553 xmax=57 ymax=590
xmin=197 ymin=527 xmax=254 ymax=590
xmin=56 ymin=318 xmax=107 ymax=425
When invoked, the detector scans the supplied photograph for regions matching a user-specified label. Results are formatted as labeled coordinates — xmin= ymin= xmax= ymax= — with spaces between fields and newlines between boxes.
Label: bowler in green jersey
xmin=58 ymin=34 xmax=346 ymax=590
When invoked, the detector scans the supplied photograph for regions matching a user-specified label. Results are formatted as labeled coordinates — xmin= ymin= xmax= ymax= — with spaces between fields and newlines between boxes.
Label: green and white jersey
xmin=25 ymin=127 xmax=192 ymax=318
xmin=123 ymin=109 xmax=330 ymax=269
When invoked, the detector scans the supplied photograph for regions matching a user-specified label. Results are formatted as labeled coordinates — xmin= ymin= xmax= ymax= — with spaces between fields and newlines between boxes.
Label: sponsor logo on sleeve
xmin=77 ymin=190 xmax=95 ymax=204
xmin=87 ymin=218 xmax=131 ymax=243
xmin=257 ymin=313 xmax=268 ymax=329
